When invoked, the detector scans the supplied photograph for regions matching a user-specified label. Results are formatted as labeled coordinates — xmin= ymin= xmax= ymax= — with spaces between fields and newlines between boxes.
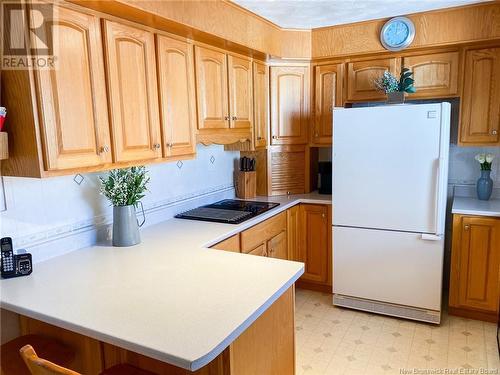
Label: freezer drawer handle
xmin=421 ymin=233 xmax=442 ymax=241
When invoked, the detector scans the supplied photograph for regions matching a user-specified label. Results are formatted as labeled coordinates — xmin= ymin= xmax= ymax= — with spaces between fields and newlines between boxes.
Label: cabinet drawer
xmin=241 ymin=212 xmax=286 ymax=252
xmin=211 ymin=234 xmax=240 ymax=252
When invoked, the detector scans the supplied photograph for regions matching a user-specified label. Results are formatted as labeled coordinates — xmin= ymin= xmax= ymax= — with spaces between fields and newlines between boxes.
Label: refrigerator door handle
xmin=421 ymin=233 xmax=442 ymax=241
xmin=433 ymin=156 xmax=447 ymax=237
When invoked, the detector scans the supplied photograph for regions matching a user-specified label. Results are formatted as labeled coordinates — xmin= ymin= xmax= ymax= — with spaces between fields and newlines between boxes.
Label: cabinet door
xmin=313 ymin=64 xmax=343 ymax=145
xmin=455 ymin=216 xmax=500 ymax=313
xmin=228 ymin=55 xmax=252 ymax=130
xmin=32 ymin=7 xmax=111 ymax=170
xmin=270 ymin=145 xmax=306 ymax=196
xmin=403 ymin=51 xmax=459 ymax=98
xmin=346 ymin=58 xmax=400 ymax=102
xmin=460 ymin=48 xmax=500 ymax=145
xmin=270 ymin=66 xmax=310 ymax=145
xmin=103 ymin=21 xmax=161 ymax=162
xmin=247 ymin=243 xmax=267 ymax=257
xmin=267 ymin=231 xmax=287 ymax=260
xmin=195 ymin=46 xmax=229 ymax=130
xmin=299 ymin=204 xmax=329 ymax=284
xmin=253 ymin=61 xmax=269 ymax=149
xmin=287 ymin=205 xmax=300 ymax=261
xmin=156 ymin=35 xmax=196 ymax=158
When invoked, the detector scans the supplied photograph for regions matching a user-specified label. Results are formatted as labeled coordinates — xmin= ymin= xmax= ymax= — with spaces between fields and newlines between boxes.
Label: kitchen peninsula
xmin=0 ymin=194 xmax=333 ymax=374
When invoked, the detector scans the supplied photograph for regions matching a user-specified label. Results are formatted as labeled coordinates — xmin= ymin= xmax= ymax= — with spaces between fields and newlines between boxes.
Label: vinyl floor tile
xmin=295 ymin=290 xmax=499 ymax=375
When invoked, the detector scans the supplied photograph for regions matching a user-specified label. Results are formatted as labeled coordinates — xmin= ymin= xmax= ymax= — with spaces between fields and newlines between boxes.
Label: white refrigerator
xmin=332 ymin=103 xmax=450 ymax=324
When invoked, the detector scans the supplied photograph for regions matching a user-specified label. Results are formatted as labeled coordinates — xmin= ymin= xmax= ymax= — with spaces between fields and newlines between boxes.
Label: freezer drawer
xmin=333 ymin=226 xmax=444 ymax=311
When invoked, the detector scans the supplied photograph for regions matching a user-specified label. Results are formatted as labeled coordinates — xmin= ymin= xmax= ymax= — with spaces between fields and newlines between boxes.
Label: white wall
xmin=0 ymin=145 xmax=239 ymax=261
xmin=448 ymin=144 xmax=499 ymax=187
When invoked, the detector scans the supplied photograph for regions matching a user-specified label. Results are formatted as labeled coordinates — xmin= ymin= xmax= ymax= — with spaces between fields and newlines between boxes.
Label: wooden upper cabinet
xmin=103 ymin=20 xmax=161 ymax=162
xmin=299 ymin=204 xmax=329 ymax=284
xmin=313 ymin=63 xmax=343 ymax=144
xmin=460 ymin=47 xmax=500 ymax=145
xmin=228 ymin=55 xmax=252 ymax=130
xmin=346 ymin=57 xmax=400 ymax=102
xmin=156 ymin=35 xmax=196 ymax=158
xmin=450 ymin=215 xmax=500 ymax=317
xmin=195 ymin=46 xmax=229 ymax=130
xmin=32 ymin=6 xmax=111 ymax=171
xmin=270 ymin=65 xmax=310 ymax=145
xmin=403 ymin=51 xmax=459 ymax=98
xmin=253 ymin=61 xmax=269 ymax=149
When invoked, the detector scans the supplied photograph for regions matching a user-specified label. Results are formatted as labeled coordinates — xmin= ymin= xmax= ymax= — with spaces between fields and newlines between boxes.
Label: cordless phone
xmin=1 ymin=237 xmax=33 ymax=279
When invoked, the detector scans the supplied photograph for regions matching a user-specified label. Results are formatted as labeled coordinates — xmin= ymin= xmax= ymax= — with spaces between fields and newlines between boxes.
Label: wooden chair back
xmin=19 ymin=345 xmax=81 ymax=375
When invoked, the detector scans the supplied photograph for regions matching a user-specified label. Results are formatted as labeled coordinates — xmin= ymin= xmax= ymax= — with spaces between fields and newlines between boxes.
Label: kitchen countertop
xmin=0 ymin=192 xmax=331 ymax=371
xmin=452 ymin=196 xmax=500 ymax=217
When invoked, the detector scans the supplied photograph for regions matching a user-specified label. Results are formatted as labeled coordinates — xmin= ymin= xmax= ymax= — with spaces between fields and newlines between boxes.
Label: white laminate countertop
xmin=0 ymin=193 xmax=331 ymax=371
xmin=452 ymin=196 xmax=500 ymax=217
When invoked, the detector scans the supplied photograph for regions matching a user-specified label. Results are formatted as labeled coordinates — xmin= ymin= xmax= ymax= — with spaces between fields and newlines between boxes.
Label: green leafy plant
xmin=374 ymin=68 xmax=417 ymax=94
xmin=373 ymin=71 xmax=399 ymax=93
xmin=398 ymin=68 xmax=416 ymax=93
xmin=99 ymin=166 xmax=150 ymax=206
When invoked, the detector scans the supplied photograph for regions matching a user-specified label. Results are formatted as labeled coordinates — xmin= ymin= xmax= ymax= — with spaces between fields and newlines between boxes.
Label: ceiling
xmin=232 ymin=0 xmax=488 ymax=29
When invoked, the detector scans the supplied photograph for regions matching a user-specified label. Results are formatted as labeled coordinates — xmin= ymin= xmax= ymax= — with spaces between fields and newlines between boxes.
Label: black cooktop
xmin=175 ymin=199 xmax=280 ymax=224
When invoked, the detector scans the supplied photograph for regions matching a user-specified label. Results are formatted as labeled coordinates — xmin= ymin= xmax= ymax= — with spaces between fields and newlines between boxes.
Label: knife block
xmin=236 ymin=171 xmax=256 ymax=199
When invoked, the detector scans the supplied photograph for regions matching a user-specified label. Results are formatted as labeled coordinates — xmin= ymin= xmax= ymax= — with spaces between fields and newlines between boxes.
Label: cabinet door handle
xmin=322 ymin=213 xmax=326 ymax=218
xmin=153 ymin=143 xmax=161 ymax=150
xmin=232 ymin=116 xmax=237 ymax=120
xmin=464 ymin=224 xmax=470 ymax=231
xmin=224 ymin=116 xmax=229 ymax=121
xmin=492 ymin=130 xmax=498 ymax=135
xmin=100 ymin=145 xmax=110 ymax=154
xmin=272 ymin=135 xmax=279 ymax=139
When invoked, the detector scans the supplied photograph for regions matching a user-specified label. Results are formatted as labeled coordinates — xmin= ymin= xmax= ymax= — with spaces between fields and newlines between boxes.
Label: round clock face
xmin=380 ymin=17 xmax=415 ymax=51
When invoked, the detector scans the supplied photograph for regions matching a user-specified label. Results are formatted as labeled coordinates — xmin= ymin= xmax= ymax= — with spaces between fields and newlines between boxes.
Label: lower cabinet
xmin=210 ymin=234 xmax=240 ymax=252
xmin=241 ymin=212 xmax=287 ymax=259
xmin=290 ymin=204 xmax=332 ymax=292
xmin=449 ymin=214 xmax=500 ymax=322
xmin=210 ymin=204 xmax=332 ymax=292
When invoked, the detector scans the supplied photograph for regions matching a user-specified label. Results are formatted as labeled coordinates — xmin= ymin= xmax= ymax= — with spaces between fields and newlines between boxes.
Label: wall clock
xmin=380 ymin=16 xmax=415 ymax=51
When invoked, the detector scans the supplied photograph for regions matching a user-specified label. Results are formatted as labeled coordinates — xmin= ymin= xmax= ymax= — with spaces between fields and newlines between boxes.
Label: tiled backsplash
xmin=0 ymin=145 xmax=239 ymax=262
